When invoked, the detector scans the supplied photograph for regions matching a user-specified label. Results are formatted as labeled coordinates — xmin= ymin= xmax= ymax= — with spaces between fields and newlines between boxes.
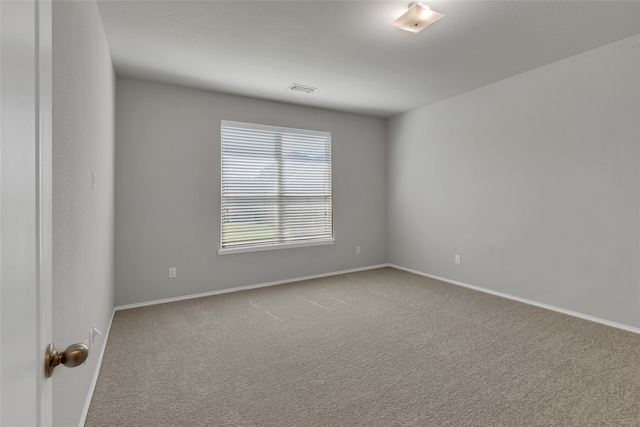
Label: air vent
xmin=288 ymin=83 xmax=317 ymax=94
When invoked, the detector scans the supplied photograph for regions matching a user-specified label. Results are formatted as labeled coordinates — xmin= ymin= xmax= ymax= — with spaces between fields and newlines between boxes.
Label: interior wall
xmin=115 ymin=78 xmax=387 ymax=306
xmin=388 ymin=34 xmax=640 ymax=329
xmin=52 ymin=1 xmax=115 ymax=425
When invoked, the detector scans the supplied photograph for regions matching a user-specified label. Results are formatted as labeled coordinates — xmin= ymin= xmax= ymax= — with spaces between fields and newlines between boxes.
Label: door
xmin=0 ymin=0 xmax=53 ymax=425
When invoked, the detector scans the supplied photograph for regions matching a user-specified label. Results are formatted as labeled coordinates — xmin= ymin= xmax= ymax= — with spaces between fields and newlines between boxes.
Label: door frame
xmin=0 ymin=0 xmax=53 ymax=425
xmin=37 ymin=0 xmax=54 ymax=425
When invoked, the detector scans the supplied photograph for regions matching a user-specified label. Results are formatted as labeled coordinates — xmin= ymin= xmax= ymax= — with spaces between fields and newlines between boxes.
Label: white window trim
xmin=218 ymin=238 xmax=335 ymax=255
xmin=220 ymin=120 xmax=333 ymax=254
xmin=222 ymin=120 xmax=330 ymax=138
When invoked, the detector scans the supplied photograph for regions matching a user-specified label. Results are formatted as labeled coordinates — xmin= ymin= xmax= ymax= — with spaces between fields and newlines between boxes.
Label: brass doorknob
xmin=44 ymin=343 xmax=89 ymax=378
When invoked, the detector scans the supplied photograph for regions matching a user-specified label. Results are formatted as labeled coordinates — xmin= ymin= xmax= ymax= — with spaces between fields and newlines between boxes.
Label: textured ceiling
xmin=96 ymin=1 xmax=640 ymax=118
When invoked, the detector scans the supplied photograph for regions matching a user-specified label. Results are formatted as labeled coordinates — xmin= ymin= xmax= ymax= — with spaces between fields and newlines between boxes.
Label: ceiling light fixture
xmin=288 ymin=83 xmax=317 ymax=94
xmin=392 ymin=3 xmax=444 ymax=34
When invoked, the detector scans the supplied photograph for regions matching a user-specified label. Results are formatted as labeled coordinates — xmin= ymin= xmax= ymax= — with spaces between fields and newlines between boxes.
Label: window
xmin=220 ymin=121 xmax=333 ymax=254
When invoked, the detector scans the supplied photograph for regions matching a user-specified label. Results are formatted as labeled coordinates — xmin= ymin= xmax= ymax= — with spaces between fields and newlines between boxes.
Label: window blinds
xmin=221 ymin=121 xmax=333 ymax=252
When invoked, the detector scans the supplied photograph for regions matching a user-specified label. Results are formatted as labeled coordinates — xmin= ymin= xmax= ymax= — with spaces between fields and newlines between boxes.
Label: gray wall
xmin=388 ymin=34 xmax=640 ymax=328
xmin=52 ymin=1 xmax=115 ymax=425
xmin=115 ymin=78 xmax=387 ymax=306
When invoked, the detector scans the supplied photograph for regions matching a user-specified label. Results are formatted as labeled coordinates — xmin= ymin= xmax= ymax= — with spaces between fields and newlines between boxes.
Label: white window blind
xmin=220 ymin=121 xmax=333 ymax=253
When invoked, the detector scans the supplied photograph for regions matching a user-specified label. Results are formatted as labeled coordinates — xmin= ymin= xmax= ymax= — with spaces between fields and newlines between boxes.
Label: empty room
xmin=2 ymin=0 xmax=640 ymax=426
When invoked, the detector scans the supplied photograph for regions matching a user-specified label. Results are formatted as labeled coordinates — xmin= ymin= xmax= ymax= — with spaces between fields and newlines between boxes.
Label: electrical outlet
xmin=356 ymin=246 xmax=361 ymax=255
xmin=169 ymin=267 xmax=177 ymax=278
xmin=455 ymin=254 xmax=461 ymax=264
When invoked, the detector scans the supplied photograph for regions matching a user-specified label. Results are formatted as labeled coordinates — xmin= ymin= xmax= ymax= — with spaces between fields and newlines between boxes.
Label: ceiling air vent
xmin=288 ymin=83 xmax=317 ymax=94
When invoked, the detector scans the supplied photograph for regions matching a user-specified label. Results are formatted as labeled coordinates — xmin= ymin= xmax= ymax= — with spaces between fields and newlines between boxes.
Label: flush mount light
xmin=288 ymin=83 xmax=317 ymax=94
xmin=392 ymin=3 xmax=444 ymax=34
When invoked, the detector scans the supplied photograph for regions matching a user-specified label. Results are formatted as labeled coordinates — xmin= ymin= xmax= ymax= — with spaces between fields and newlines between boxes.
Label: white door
xmin=1 ymin=0 xmax=53 ymax=425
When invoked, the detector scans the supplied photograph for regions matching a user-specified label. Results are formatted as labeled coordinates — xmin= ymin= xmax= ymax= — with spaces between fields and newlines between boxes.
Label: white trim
xmin=221 ymin=120 xmax=331 ymax=138
xmin=390 ymin=264 xmax=640 ymax=336
xmin=218 ymin=238 xmax=334 ymax=255
xmin=78 ymin=308 xmax=115 ymax=427
xmin=115 ymin=264 xmax=391 ymax=311
xmin=37 ymin=1 xmax=54 ymax=423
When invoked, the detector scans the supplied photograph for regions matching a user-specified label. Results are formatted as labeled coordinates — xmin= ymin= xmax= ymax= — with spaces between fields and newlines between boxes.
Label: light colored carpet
xmin=86 ymin=267 xmax=640 ymax=426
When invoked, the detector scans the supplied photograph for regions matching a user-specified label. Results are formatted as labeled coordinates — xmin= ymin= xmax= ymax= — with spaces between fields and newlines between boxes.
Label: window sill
xmin=218 ymin=239 xmax=335 ymax=255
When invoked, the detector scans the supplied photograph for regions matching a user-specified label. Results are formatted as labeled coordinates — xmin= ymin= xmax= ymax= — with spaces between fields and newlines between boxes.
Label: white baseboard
xmin=78 ymin=308 xmax=115 ymax=427
xmin=390 ymin=264 xmax=640 ymax=335
xmin=115 ymin=263 xmax=392 ymax=311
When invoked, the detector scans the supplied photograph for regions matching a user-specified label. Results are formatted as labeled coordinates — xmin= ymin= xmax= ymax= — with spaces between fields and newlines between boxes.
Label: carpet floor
xmin=86 ymin=267 xmax=640 ymax=426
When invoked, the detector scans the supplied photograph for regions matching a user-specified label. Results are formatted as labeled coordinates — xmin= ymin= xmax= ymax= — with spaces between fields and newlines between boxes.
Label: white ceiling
xmin=96 ymin=1 xmax=640 ymax=118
